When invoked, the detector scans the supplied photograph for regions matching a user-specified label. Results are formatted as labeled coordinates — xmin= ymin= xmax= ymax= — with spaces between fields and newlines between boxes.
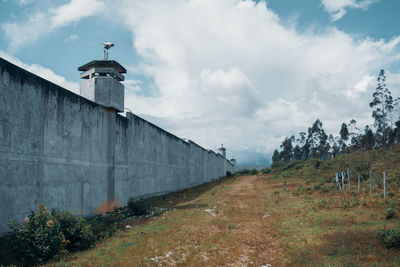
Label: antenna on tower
xmin=102 ymin=42 xmax=114 ymax=60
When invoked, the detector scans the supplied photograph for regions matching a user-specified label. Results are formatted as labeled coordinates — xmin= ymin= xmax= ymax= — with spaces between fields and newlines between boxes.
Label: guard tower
xmin=230 ymin=158 xmax=237 ymax=166
xmin=78 ymin=59 xmax=127 ymax=112
xmin=218 ymin=144 xmax=226 ymax=158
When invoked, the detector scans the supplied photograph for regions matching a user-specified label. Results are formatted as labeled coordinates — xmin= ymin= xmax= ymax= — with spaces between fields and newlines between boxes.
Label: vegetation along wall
xmin=0 ymin=57 xmax=234 ymax=234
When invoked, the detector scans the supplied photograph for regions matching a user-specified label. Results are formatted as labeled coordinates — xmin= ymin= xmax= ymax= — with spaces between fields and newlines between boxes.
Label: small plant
xmin=318 ymin=198 xmax=330 ymax=209
xmin=378 ymin=227 xmax=400 ymax=249
xmin=127 ymin=198 xmax=150 ymax=216
xmin=87 ymin=213 xmax=123 ymax=239
xmin=261 ymin=168 xmax=271 ymax=174
xmin=384 ymin=207 xmax=396 ymax=219
xmin=235 ymin=169 xmax=250 ymax=176
xmin=250 ymin=168 xmax=258 ymax=175
xmin=8 ymin=203 xmax=65 ymax=265
xmin=350 ymin=197 xmax=359 ymax=208
xmin=313 ymin=184 xmax=322 ymax=191
xmin=57 ymin=211 xmax=96 ymax=252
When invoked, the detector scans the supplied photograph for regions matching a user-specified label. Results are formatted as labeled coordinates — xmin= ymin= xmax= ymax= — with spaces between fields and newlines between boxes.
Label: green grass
xmin=3 ymin=145 xmax=400 ymax=266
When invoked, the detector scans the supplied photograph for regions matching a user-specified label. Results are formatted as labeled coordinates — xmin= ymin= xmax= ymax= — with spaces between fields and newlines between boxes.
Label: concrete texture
xmin=0 ymin=57 xmax=234 ymax=234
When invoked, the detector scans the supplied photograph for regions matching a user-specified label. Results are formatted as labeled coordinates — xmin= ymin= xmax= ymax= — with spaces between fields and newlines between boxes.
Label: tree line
xmin=272 ymin=70 xmax=400 ymax=165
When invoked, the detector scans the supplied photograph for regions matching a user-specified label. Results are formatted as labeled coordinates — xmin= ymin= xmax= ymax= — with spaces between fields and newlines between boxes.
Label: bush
xmin=235 ymin=169 xmax=250 ymax=176
xmin=261 ymin=168 xmax=271 ymax=174
xmin=57 ymin=211 xmax=95 ymax=252
xmin=127 ymin=198 xmax=150 ymax=216
xmin=8 ymin=203 xmax=65 ymax=265
xmin=250 ymin=168 xmax=258 ymax=175
xmin=378 ymin=227 xmax=400 ymax=249
xmin=384 ymin=207 xmax=396 ymax=219
xmin=86 ymin=213 xmax=123 ymax=239
xmin=313 ymin=184 xmax=322 ymax=191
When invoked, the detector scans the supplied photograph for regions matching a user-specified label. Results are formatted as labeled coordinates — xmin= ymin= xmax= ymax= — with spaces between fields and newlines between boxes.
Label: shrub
xmin=384 ymin=207 xmax=396 ymax=219
xmin=350 ymin=197 xmax=359 ymax=208
xmin=86 ymin=213 xmax=123 ymax=239
xmin=261 ymin=168 xmax=271 ymax=174
xmin=127 ymin=198 xmax=150 ymax=216
xmin=57 ymin=211 xmax=96 ymax=252
xmin=235 ymin=169 xmax=250 ymax=176
xmin=313 ymin=184 xmax=322 ymax=191
xmin=378 ymin=227 xmax=400 ymax=249
xmin=250 ymin=168 xmax=258 ymax=175
xmin=8 ymin=203 xmax=65 ymax=265
xmin=320 ymin=185 xmax=331 ymax=193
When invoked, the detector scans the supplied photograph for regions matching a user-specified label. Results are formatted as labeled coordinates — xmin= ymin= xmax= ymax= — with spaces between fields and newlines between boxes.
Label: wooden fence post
xmin=347 ymin=171 xmax=351 ymax=193
xmin=383 ymin=171 xmax=386 ymax=198
xmin=369 ymin=170 xmax=372 ymax=194
xmin=342 ymin=172 xmax=345 ymax=190
xmin=358 ymin=174 xmax=360 ymax=193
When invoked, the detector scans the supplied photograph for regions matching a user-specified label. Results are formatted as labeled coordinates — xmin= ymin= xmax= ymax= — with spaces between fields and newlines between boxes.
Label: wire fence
xmin=335 ymin=170 xmax=389 ymax=197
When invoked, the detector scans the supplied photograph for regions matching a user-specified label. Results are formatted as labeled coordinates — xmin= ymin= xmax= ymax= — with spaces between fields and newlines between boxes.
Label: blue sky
xmin=1 ymin=0 xmax=400 ymax=164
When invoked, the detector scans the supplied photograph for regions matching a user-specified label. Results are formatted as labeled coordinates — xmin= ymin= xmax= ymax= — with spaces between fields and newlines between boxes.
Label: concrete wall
xmin=0 ymin=57 xmax=234 ymax=233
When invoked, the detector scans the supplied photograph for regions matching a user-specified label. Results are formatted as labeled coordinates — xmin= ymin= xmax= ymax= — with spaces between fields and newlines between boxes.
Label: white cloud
xmin=50 ymin=0 xmax=105 ymax=28
xmin=0 ymin=50 xmax=79 ymax=94
xmin=321 ymin=0 xmax=379 ymax=21
xmin=115 ymin=0 xmax=400 ymax=162
xmin=64 ymin=34 xmax=79 ymax=42
xmin=2 ymin=0 xmax=400 ymax=164
xmin=1 ymin=0 xmax=105 ymax=51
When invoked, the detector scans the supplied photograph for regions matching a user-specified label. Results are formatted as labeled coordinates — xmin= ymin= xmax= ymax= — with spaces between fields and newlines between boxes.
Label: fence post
xmin=383 ymin=171 xmax=386 ymax=198
xmin=358 ymin=174 xmax=360 ymax=193
xmin=347 ymin=171 xmax=351 ymax=193
xmin=335 ymin=173 xmax=339 ymax=189
xmin=369 ymin=170 xmax=372 ymax=194
xmin=342 ymin=172 xmax=345 ymax=190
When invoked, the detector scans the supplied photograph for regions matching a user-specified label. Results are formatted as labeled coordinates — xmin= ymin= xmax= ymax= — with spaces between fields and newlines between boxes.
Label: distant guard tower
xmin=78 ymin=43 xmax=126 ymax=112
xmin=218 ymin=144 xmax=226 ymax=158
xmin=230 ymin=158 xmax=237 ymax=167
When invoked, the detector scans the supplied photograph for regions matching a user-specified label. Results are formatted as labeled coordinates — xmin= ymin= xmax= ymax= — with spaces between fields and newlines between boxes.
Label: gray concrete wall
xmin=0 ymin=57 xmax=234 ymax=233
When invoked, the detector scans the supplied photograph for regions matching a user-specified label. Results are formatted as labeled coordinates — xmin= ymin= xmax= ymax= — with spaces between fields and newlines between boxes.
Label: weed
xmin=318 ymin=198 xmax=331 ymax=209
xmin=261 ymin=168 xmax=271 ymax=174
xmin=349 ymin=198 xmax=359 ymax=208
xmin=378 ymin=227 xmax=400 ymax=249
xmin=250 ymin=168 xmax=258 ymax=175
xmin=384 ymin=207 xmax=396 ymax=219
xmin=127 ymin=198 xmax=150 ymax=216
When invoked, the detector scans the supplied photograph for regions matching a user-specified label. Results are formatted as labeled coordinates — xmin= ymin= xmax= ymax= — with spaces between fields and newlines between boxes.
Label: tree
xmin=293 ymin=145 xmax=302 ymax=161
xmin=361 ymin=125 xmax=375 ymax=151
xmin=280 ymin=136 xmax=294 ymax=163
xmin=272 ymin=149 xmax=280 ymax=164
xmin=369 ymin=69 xmax=394 ymax=148
xmin=307 ymin=119 xmax=327 ymax=159
xmin=339 ymin=122 xmax=349 ymax=153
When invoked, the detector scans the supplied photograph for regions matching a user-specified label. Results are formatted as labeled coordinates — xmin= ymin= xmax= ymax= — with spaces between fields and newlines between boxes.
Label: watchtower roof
xmin=78 ymin=60 xmax=127 ymax=74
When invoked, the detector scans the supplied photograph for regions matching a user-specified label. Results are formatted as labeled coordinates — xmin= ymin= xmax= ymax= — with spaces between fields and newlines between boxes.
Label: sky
xmin=1 ymin=0 xmax=400 ymax=165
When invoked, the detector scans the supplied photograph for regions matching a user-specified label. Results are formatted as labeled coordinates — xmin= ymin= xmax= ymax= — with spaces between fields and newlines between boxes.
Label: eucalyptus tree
xmin=369 ymin=69 xmax=394 ymax=148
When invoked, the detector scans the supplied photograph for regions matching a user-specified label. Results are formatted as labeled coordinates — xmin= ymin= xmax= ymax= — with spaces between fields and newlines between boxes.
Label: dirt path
xmin=58 ymin=175 xmax=285 ymax=266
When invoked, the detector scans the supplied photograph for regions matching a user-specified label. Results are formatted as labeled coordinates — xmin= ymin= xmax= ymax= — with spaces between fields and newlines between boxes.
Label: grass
xmin=3 ymin=145 xmax=400 ymax=266
xmin=42 ymin=172 xmax=400 ymax=266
